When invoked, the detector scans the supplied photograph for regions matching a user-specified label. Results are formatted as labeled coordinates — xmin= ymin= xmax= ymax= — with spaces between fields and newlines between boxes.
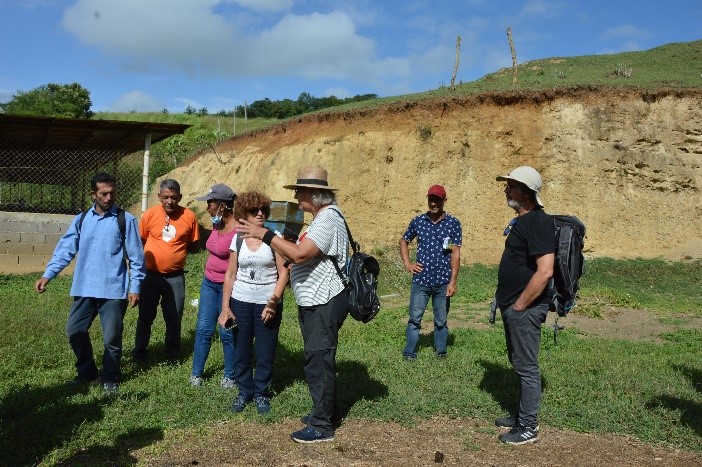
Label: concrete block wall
xmin=0 ymin=211 xmax=76 ymax=275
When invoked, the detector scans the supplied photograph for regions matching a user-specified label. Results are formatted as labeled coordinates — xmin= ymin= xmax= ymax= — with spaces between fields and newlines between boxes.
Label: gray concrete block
xmin=18 ymin=255 xmax=46 ymax=268
xmin=9 ymin=221 xmax=37 ymax=233
xmin=33 ymin=244 xmax=57 ymax=255
xmin=0 ymin=233 xmax=21 ymax=243
xmin=45 ymin=233 xmax=64 ymax=244
xmin=0 ymin=254 xmax=19 ymax=266
xmin=20 ymin=233 xmax=46 ymax=244
xmin=6 ymin=243 xmax=34 ymax=255
xmin=37 ymin=222 xmax=64 ymax=233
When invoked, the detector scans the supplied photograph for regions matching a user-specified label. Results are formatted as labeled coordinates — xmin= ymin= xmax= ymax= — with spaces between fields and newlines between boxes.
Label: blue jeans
xmin=66 ymin=297 xmax=127 ymax=383
xmin=191 ymin=278 xmax=236 ymax=379
xmin=402 ymin=282 xmax=450 ymax=358
xmin=134 ymin=271 xmax=186 ymax=360
xmin=500 ymin=302 xmax=549 ymax=428
xmin=232 ymin=297 xmax=282 ymax=400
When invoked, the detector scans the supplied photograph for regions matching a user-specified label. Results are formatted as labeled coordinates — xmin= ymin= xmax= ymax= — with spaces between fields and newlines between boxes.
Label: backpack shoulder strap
xmin=327 ymin=206 xmax=358 ymax=253
xmin=117 ymin=208 xmax=126 ymax=240
xmin=235 ymin=233 xmax=244 ymax=267
xmin=77 ymin=209 xmax=89 ymax=235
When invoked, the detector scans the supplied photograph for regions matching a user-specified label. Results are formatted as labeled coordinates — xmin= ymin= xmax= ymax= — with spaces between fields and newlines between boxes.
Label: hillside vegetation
xmin=98 ymin=40 xmax=702 ymax=185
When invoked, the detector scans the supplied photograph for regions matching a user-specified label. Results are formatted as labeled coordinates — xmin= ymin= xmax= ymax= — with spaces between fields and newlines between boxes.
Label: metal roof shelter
xmin=0 ymin=114 xmax=191 ymax=213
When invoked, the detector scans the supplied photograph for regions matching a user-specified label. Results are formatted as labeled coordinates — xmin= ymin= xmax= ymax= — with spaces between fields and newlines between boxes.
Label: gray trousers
xmin=499 ymin=302 xmax=548 ymax=428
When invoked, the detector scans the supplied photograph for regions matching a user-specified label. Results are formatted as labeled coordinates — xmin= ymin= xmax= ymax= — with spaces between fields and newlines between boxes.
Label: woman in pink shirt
xmin=190 ymin=184 xmax=238 ymax=387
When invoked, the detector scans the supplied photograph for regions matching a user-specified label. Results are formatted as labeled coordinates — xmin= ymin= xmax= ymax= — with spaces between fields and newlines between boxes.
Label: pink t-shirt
xmin=204 ymin=225 xmax=237 ymax=283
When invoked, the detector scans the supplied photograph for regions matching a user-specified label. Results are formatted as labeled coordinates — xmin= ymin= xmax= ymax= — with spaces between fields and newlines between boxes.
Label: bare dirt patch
xmin=136 ymin=416 xmax=702 ymax=466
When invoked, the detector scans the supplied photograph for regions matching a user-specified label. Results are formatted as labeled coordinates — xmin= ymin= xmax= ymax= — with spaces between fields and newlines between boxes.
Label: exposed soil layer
xmin=165 ymin=86 xmax=702 ymax=264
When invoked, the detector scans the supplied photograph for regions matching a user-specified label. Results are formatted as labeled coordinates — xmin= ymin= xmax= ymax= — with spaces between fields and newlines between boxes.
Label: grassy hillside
xmin=96 ymin=40 xmax=702 ymax=183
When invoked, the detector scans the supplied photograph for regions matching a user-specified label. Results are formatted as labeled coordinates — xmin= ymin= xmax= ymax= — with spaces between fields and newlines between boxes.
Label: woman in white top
xmin=219 ymin=191 xmax=289 ymax=415
xmin=235 ymin=167 xmax=349 ymax=444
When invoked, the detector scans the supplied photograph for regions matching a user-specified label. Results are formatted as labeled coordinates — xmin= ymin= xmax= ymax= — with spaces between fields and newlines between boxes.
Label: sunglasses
xmin=248 ymin=206 xmax=270 ymax=216
xmin=505 ymin=183 xmax=521 ymax=193
xmin=503 ymin=217 xmax=518 ymax=236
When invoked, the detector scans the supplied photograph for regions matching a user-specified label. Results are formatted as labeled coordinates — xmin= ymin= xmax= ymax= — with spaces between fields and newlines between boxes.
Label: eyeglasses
xmin=503 ymin=217 xmax=517 ymax=236
xmin=505 ymin=183 xmax=520 ymax=193
xmin=248 ymin=206 xmax=270 ymax=216
xmin=164 ymin=215 xmax=171 ymax=230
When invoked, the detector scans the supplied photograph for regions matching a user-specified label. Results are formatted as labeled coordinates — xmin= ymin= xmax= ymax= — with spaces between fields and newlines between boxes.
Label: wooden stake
xmin=507 ymin=27 xmax=517 ymax=85
xmin=450 ymin=35 xmax=461 ymax=90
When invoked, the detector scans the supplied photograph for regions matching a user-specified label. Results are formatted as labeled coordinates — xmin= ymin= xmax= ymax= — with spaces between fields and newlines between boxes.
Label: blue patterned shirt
xmin=43 ymin=205 xmax=146 ymax=298
xmin=402 ymin=212 xmax=462 ymax=286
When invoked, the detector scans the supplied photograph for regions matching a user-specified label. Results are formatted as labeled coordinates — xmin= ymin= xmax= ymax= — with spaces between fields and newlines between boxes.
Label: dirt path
xmin=136 ymin=416 xmax=702 ymax=466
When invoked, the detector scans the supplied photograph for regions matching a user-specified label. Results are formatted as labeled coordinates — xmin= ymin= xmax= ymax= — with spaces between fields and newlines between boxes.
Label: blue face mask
xmin=211 ymin=202 xmax=224 ymax=225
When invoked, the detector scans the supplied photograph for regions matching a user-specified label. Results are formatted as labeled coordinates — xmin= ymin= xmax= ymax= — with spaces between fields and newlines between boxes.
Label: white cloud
xmin=110 ymin=90 xmax=163 ymax=112
xmin=227 ymin=0 xmax=292 ymax=13
xmin=60 ymin=2 xmax=417 ymax=90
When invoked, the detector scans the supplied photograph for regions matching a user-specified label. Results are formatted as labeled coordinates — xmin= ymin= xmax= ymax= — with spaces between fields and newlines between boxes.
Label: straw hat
xmin=283 ymin=166 xmax=338 ymax=191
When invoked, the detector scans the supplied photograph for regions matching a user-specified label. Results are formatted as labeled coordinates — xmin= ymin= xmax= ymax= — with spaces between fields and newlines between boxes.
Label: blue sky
xmin=1 ymin=0 xmax=701 ymax=113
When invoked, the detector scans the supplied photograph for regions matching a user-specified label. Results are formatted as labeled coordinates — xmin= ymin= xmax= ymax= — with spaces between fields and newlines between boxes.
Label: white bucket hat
xmin=496 ymin=166 xmax=544 ymax=207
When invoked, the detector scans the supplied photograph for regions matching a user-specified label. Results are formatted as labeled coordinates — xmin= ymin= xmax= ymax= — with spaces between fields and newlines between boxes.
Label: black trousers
xmin=298 ymin=290 xmax=349 ymax=434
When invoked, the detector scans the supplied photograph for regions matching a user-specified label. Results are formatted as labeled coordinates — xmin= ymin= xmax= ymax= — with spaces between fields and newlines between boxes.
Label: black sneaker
xmin=102 ymin=382 xmax=119 ymax=396
xmin=290 ymin=427 xmax=334 ymax=444
xmin=231 ymin=395 xmax=249 ymax=413
xmin=495 ymin=415 xmax=540 ymax=431
xmin=254 ymin=396 xmax=271 ymax=414
xmin=498 ymin=425 xmax=540 ymax=445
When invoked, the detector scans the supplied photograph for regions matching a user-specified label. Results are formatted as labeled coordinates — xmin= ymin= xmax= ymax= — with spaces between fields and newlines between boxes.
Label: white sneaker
xmin=189 ymin=376 xmax=203 ymax=387
xmin=220 ymin=377 xmax=235 ymax=389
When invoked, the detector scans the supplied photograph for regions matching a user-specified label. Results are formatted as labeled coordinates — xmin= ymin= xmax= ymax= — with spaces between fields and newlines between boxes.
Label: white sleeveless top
xmin=229 ymin=233 xmax=278 ymax=305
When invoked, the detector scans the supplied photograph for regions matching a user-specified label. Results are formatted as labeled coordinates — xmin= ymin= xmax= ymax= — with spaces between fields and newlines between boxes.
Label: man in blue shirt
xmin=400 ymin=185 xmax=462 ymax=360
xmin=35 ymin=172 xmax=146 ymax=395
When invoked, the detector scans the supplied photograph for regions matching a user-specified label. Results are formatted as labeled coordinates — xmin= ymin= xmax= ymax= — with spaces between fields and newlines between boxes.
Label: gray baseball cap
xmin=195 ymin=183 xmax=236 ymax=202
xmin=496 ymin=166 xmax=544 ymax=207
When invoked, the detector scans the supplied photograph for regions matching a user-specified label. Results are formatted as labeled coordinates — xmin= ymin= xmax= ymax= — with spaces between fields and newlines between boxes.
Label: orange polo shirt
xmin=140 ymin=205 xmax=200 ymax=274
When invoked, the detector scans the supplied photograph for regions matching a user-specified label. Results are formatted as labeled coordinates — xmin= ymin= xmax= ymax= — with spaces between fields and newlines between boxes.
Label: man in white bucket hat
xmin=493 ymin=166 xmax=554 ymax=445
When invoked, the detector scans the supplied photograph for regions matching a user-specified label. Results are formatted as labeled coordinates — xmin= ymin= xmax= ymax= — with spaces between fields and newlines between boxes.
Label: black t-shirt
xmin=496 ymin=208 xmax=555 ymax=307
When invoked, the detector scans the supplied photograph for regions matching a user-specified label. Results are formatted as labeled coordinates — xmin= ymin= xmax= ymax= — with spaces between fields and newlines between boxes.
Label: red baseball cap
xmin=427 ymin=185 xmax=447 ymax=199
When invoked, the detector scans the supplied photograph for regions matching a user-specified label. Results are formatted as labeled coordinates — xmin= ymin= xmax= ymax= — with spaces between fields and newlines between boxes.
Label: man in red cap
xmin=400 ymin=184 xmax=462 ymax=360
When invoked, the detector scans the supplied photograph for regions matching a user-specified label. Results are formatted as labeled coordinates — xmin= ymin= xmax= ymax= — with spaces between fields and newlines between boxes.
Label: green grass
xmin=1 ymin=255 xmax=701 ymax=464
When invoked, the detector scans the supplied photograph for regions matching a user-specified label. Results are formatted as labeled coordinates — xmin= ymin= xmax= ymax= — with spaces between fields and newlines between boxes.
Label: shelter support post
xmin=141 ymin=133 xmax=151 ymax=212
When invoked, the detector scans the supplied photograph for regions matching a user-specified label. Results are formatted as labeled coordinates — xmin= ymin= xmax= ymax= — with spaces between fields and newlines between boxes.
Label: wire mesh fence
xmin=0 ymin=139 xmax=143 ymax=214
xmin=0 ymin=115 xmax=193 ymax=216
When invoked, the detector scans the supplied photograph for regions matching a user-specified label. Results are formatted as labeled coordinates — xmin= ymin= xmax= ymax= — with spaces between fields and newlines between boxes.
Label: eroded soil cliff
xmin=164 ymin=87 xmax=702 ymax=264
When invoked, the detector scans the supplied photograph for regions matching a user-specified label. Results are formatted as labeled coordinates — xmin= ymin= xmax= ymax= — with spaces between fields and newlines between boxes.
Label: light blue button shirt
xmin=43 ymin=205 xmax=146 ymax=298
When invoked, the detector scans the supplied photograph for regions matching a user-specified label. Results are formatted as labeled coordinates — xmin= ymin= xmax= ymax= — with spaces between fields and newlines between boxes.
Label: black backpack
xmin=327 ymin=209 xmax=381 ymax=323
xmin=547 ymin=215 xmax=586 ymax=317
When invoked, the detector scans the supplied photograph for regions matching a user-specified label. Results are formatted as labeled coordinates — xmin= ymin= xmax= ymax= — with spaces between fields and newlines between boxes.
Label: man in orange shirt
xmin=134 ymin=179 xmax=200 ymax=363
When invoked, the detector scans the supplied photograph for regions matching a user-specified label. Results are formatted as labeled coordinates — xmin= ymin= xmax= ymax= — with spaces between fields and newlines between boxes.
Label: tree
xmin=0 ymin=82 xmax=93 ymax=118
